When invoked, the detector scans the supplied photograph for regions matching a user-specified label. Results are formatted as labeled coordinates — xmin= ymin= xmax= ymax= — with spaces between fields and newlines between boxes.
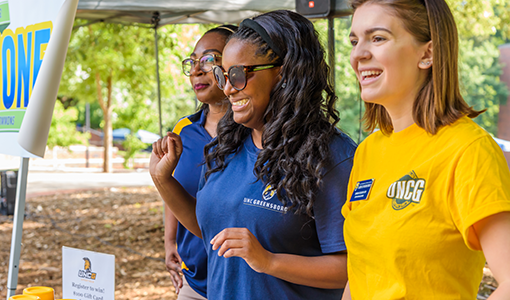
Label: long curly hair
xmin=204 ymin=10 xmax=340 ymax=217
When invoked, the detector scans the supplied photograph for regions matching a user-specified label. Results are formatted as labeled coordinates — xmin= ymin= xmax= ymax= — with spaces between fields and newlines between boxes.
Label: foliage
xmin=449 ymin=0 xmax=510 ymax=134
xmin=59 ymin=22 xmax=203 ymax=169
xmin=114 ymin=94 xmax=156 ymax=168
xmin=119 ymin=134 xmax=148 ymax=169
xmin=47 ymin=101 xmax=89 ymax=149
xmin=59 ymin=22 xmax=208 ymax=132
xmin=75 ymin=101 xmax=103 ymax=129
xmin=157 ymin=25 xmax=203 ymax=131
xmin=459 ymin=38 xmax=509 ymax=133
xmin=314 ymin=18 xmax=367 ymax=143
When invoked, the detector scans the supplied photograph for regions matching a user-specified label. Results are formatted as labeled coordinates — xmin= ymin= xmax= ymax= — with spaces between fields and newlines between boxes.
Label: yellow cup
xmin=23 ymin=287 xmax=54 ymax=300
xmin=9 ymin=296 xmax=40 ymax=300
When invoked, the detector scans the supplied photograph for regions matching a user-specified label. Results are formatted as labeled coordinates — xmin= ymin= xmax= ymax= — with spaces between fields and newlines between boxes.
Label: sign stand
xmin=6 ymin=157 xmax=30 ymax=299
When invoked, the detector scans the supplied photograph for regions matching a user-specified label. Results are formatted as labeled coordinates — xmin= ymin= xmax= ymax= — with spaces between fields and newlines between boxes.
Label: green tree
xmin=61 ymin=23 xmax=160 ymax=172
xmin=449 ymin=0 xmax=510 ymax=135
xmin=47 ymin=101 xmax=89 ymax=149
xmin=59 ymin=22 xmax=202 ymax=171
xmin=119 ymin=134 xmax=148 ymax=169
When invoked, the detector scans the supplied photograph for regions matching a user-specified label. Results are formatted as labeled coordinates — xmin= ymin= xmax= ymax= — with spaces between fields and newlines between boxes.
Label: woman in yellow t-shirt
xmin=342 ymin=0 xmax=510 ymax=299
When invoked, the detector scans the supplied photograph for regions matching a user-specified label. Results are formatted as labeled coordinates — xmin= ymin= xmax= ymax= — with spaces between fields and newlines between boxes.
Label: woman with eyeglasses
xmin=150 ymin=10 xmax=356 ymax=300
xmin=153 ymin=24 xmax=237 ymax=300
xmin=342 ymin=0 xmax=510 ymax=299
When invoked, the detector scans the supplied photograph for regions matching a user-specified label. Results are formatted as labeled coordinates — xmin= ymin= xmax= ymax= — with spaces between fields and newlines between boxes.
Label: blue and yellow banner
xmin=0 ymin=0 xmax=78 ymax=157
xmin=0 ymin=20 xmax=52 ymax=132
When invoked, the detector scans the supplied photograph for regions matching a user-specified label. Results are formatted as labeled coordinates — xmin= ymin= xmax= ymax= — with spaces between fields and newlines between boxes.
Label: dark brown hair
xmin=352 ymin=0 xmax=483 ymax=134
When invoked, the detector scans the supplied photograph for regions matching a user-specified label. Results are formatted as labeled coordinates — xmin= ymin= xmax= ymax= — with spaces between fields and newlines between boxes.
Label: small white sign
xmin=62 ymin=246 xmax=115 ymax=300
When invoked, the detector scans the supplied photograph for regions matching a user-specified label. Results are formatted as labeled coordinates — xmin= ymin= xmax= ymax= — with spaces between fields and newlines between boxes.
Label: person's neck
xmin=251 ymin=129 xmax=263 ymax=149
xmin=208 ymin=101 xmax=227 ymax=123
xmin=381 ymin=88 xmax=419 ymax=133
xmin=204 ymin=100 xmax=228 ymax=138
xmin=390 ymin=113 xmax=414 ymax=133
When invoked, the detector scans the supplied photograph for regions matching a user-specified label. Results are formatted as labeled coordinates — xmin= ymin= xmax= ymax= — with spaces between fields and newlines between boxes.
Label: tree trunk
xmin=96 ymin=71 xmax=113 ymax=173
xmin=103 ymin=106 xmax=113 ymax=173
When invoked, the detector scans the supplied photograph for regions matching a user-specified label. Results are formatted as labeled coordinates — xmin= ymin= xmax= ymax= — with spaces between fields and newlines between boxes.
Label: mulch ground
xmin=0 ymin=186 xmax=176 ymax=300
xmin=0 ymin=186 xmax=499 ymax=299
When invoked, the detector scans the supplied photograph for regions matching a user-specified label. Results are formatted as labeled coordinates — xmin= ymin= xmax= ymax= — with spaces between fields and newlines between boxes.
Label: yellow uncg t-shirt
xmin=342 ymin=117 xmax=510 ymax=299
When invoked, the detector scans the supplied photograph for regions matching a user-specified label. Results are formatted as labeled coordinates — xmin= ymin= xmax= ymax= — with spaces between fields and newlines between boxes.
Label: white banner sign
xmin=62 ymin=246 xmax=115 ymax=300
xmin=0 ymin=0 xmax=78 ymax=158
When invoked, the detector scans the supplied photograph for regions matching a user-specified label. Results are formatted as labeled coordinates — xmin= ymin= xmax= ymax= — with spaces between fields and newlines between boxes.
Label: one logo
xmin=262 ymin=184 xmax=276 ymax=201
xmin=78 ymin=257 xmax=97 ymax=280
xmin=387 ymin=171 xmax=426 ymax=210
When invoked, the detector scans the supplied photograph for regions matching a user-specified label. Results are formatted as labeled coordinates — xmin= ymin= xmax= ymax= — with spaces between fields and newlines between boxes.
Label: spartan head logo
xmin=78 ymin=257 xmax=97 ymax=280
xmin=387 ymin=171 xmax=426 ymax=210
xmin=262 ymin=184 xmax=276 ymax=201
xmin=83 ymin=257 xmax=91 ymax=271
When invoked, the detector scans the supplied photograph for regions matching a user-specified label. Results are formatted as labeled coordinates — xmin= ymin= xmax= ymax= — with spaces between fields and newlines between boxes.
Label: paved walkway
xmin=25 ymin=170 xmax=154 ymax=196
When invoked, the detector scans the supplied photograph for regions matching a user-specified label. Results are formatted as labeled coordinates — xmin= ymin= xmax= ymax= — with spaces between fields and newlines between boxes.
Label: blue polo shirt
xmin=172 ymin=110 xmax=210 ymax=297
xmin=196 ymin=131 xmax=356 ymax=300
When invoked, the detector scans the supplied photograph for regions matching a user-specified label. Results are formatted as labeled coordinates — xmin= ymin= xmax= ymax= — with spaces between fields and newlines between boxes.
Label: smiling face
xmin=221 ymin=39 xmax=281 ymax=132
xmin=189 ymin=32 xmax=228 ymax=105
xmin=349 ymin=3 xmax=431 ymax=114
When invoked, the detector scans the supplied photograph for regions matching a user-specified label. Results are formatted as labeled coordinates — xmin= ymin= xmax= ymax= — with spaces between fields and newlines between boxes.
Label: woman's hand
xmin=210 ymin=227 xmax=347 ymax=288
xmin=165 ymin=242 xmax=183 ymax=294
xmin=210 ymin=228 xmax=273 ymax=274
xmin=149 ymin=132 xmax=183 ymax=180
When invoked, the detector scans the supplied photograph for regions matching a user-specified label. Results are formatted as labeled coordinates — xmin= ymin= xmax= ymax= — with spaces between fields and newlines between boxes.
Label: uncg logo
xmin=387 ymin=172 xmax=426 ymax=210
xmin=78 ymin=257 xmax=97 ymax=280
xmin=262 ymin=184 xmax=276 ymax=201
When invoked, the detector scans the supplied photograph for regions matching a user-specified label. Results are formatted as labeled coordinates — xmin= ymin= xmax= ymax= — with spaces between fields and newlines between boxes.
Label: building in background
xmin=498 ymin=44 xmax=510 ymax=169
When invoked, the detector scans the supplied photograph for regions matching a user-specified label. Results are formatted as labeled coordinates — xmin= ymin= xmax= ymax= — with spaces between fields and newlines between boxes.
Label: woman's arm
xmin=150 ymin=132 xmax=202 ymax=237
xmin=210 ymin=227 xmax=347 ymax=289
xmin=164 ymin=204 xmax=183 ymax=293
xmin=474 ymin=211 xmax=510 ymax=299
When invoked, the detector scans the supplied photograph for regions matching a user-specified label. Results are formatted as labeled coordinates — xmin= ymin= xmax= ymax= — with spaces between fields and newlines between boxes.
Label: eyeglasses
xmin=182 ymin=54 xmax=222 ymax=76
xmin=212 ymin=63 xmax=282 ymax=91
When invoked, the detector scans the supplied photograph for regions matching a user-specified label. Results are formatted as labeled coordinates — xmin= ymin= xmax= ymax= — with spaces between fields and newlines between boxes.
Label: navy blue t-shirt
xmin=196 ymin=132 xmax=356 ymax=300
xmin=172 ymin=110 xmax=210 ymax=297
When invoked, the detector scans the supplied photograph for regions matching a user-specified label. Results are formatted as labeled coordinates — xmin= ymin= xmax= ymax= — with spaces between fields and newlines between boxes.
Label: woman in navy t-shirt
xmin=150 ymin=11 xmax=356 ymax=300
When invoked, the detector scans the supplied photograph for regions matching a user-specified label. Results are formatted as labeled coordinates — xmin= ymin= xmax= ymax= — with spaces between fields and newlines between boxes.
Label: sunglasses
xmin=182 ymin=53 xmax=222 ymax=76
xmin=212 ymin=63 xmax=282 ymax=91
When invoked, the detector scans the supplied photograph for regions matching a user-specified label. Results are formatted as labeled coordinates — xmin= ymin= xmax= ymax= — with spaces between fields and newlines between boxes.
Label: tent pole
xmin=6 ymin=157 xmax=30 ymax=299
xmin=153 ymin=13 xmax=163 ymax=138
xmin=86 ymin=102 xmax=90 ymax=168
xmin=327 ymin=16 xmax=335 ymax=91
